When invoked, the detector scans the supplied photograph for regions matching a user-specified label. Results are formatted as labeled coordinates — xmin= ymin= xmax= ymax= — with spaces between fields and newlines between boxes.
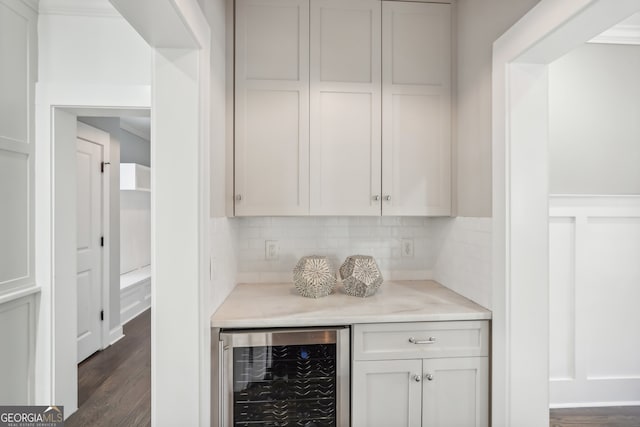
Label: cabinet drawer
xmin=353 ymin=321 xmax=489 ymax=360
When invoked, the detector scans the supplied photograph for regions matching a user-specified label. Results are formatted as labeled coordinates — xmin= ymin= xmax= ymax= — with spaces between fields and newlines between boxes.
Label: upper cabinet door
xmin=235 ymin=0 xmax=310 ymax=216
xmin=310 ymin=0 xmax=381 ymax=215
xmin=382 ymin=2 xmax=451 ymax=216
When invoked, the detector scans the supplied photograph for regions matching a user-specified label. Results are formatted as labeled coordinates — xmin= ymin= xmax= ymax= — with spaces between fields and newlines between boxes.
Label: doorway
xmin=491 ymin=1 xmax=640 ymax=425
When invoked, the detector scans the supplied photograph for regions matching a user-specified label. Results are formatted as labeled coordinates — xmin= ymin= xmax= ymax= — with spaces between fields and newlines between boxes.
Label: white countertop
xmin=210 ymin=280 xmax=491 ymax=328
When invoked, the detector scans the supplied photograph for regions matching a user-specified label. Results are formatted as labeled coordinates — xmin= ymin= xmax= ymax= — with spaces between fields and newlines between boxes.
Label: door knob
xmin=384 ymin=195 xmax=391 ymax=201
xmin=235 ymin=194 xmax=242 ymax=201
xmin=413 ymin=374 xmax=422 ymax=382
xmin=373 ymin=195 xmax=380 ymax=201
xmin=425 ymin=373 xmax=433 ymax=381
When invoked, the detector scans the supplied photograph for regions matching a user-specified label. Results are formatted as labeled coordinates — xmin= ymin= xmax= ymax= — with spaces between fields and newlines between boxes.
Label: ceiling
xmin=120 ymin=116 xmax=151 ymax=141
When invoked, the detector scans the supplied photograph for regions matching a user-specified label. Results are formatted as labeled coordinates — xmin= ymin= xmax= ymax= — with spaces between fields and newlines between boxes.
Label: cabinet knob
xmin=235 ymin=194 xmax=242 ymax=201
xmin=413 ymin=374 xmax=422 ymax=382
xmin=425 ymin=373 xmax=434 ymax=381
xmin=373 ymin=195 xmax=380 ymax=201
xmin=384 ymin=195 xmax=391 ymax=201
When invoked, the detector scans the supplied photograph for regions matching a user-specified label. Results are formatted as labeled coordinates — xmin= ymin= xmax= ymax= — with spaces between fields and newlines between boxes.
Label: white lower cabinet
xmin=421 ymin=357 xmax=488 ymax=427
xmin=352 ymin=322 xmax=489 ymax=427
xmin=353 ymin=359 xmax=423 ymax=427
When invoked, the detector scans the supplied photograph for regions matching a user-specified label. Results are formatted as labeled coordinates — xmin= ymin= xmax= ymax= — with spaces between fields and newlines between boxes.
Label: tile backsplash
xmin=433 ymin=217 xmax=492 ymax=309
xmin=234 ymin=216 xmax=452 ymax=282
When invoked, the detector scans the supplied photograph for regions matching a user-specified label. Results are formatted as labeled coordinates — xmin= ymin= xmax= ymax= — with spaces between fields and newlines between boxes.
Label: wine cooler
xmin=216 ymin=327 xmax=350 ymax=427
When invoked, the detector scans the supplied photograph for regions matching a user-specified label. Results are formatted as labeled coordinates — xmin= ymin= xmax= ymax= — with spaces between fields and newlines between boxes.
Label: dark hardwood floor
xmin=550 ymin=407 xmax=640 ymax=427
xmin=66 ymin=309 xmax=150 ymax=427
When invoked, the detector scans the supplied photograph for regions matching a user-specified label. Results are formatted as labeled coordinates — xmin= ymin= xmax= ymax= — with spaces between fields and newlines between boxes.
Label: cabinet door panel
xmin=243 ymin=4 xmax=301 ymax=81
xmin=235 ymin=0 xmax=309 ymax=215
xmin=382 ymin=2 xmax=451 ymax=216
xmin=353 ymin=359 xmax=423 ymax=427
xmin=310 ymin=0 xmax=381 ymax=215
xmin=385 ymin=91 xmax=450 ymax=215
xmin=422 ymin=357 xmax=489 ymax=427
xmin=386 ymin=3 xmax=450 ymax=87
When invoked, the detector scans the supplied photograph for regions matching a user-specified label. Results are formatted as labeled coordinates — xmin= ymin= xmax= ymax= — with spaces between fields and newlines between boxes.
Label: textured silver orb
xmin=339 ymin=255 xmax=383 ymax=297
xmin=293 ymin=256 xmax=337 ymax=298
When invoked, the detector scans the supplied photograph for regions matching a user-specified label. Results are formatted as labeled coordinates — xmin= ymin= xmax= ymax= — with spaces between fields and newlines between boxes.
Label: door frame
xmin=35 ymin=0 xmax=211 ymax=421
xmin=36 ymin=96 xmax=151 ymax=415
xmin=491 ymin=0 xmax=640 ymax=425
xmin=76 ymin=121 xmax=111 ymax=353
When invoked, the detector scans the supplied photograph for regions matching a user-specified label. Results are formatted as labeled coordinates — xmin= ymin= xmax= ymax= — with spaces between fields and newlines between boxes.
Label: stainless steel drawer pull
xmin=408 ymin=337 xmax=436 ymax=345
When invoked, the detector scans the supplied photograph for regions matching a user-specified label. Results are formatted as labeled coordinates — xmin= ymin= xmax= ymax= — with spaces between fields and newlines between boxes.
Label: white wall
xmin=120 ymin=191 xmax=151 ymax=274
xmin=201 ymin=0 xmax=239 ymax=316
xmin=549 ymin=196 xmax=640 ymax=407
xmin=38 ymin=5 xmax=150 ymax=85
xmin=433 ymin=217 xmax=492 ymax=309
xmin=120 ymin=128 xmax=151 ymax=166
xmin=549 ymin=43 xmax=640 ymax=195
xmin=455 ymin=0 xmax=541 ymax=217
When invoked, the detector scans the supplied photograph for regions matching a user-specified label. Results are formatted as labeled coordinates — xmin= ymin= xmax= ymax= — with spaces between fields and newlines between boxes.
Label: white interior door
xmin=76 ymin=136 xmax=104 ymax=363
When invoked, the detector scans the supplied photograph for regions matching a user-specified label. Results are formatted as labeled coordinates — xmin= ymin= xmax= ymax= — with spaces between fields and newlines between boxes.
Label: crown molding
xmin=38 ymin=0 xmax=121 ymax=17
xmin=21 ymin=0 xmax=38 ymax=12
xmin=589 ymin=24 xmax=640 ymax=45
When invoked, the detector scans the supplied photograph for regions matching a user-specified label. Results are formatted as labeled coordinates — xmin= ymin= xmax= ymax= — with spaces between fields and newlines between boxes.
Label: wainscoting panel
xmin=0 ymin=293 xmax=36 ymax=404
xmin=549 ymin=195 xmax=640 ymax=407
xmin=120 ymin=266 xmax=151 ymax=325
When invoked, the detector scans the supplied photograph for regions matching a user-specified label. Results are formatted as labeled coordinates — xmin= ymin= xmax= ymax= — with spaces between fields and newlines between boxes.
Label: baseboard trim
xmin=550 ymin=401 xmax=640 ymax=409
xmin=109 ymin=325 xmax=124 ymax=346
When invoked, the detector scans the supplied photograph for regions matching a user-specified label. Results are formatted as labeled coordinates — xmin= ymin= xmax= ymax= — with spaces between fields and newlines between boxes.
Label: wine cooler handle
xmin=218 ymin=340 xmax=225 ymax=427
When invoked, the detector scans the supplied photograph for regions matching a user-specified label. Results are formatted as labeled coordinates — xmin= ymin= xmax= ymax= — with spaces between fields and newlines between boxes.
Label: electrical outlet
xmin=401 ymin=238 xmax=414 ymax=258
xmin=265 ymin=240 xmax=279 ymax=260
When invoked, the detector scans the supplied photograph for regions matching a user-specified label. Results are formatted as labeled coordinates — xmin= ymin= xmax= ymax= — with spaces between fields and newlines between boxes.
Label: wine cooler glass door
xmin=220 ymin=327 xmax=350 ymax=427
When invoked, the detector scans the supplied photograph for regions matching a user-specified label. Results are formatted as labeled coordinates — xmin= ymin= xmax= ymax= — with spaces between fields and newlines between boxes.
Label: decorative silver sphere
xmin=293 ymin=255 xmax=336 ymax=298
xmin=339 ymin=255 xmax=383 ymax=297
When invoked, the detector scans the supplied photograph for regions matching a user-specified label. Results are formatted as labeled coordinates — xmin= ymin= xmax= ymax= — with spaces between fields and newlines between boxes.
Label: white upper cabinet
xmin=310 ymin=0 xmax=381 ymax=215
xmin=382 ymin=2 xmax=451 ymax=216
xmin=235 ymin=0 xmax=310 ymax=216
xmin=233 ymin=0 xmax=452 ymax=217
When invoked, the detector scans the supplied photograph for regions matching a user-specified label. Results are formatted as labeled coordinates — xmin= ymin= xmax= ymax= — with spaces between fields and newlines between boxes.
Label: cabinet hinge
xmin=101 ymin=161 xmax=110 ymax=173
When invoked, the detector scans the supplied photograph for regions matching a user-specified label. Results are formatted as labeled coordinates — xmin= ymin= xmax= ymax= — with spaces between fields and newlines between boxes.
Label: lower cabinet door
xmin=352 ymin=359 xmax=423 ymax=427
xmin=422 ymin=357 xmax=489 ymax=427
